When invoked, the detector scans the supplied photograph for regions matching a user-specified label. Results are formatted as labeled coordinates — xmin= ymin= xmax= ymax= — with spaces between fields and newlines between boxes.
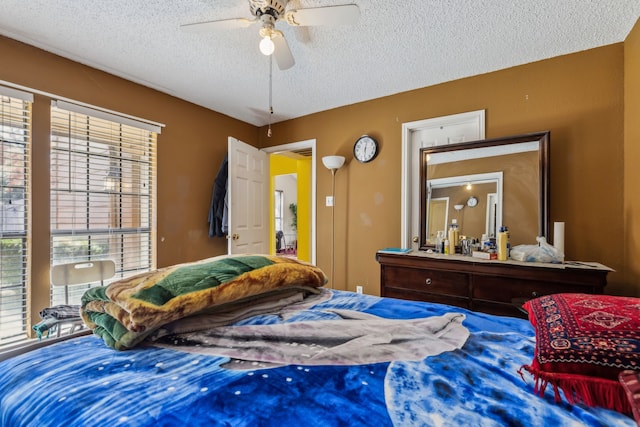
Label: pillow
xmin=619 ymin=370 xmax=640 ymax=425
xmin=519 ymin=293 xmax=640 ymax=414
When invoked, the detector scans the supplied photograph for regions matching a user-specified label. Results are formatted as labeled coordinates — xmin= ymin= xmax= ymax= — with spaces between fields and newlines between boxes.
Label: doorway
xmin=263 ymin=139 xmax=316 ymax=264
xmin=274 ymin=173 xmax=298 ymax=257
xmin=400 ymin=110 xmax=485 ymax=250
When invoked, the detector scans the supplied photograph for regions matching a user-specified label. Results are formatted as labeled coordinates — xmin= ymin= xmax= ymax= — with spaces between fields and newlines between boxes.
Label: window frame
xmin=49 ymin=100 xmax=159 ymax=307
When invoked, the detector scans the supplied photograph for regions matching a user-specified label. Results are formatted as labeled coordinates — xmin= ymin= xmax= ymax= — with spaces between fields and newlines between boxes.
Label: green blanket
xmin=80 ymin=255 xmax=327 ymax=350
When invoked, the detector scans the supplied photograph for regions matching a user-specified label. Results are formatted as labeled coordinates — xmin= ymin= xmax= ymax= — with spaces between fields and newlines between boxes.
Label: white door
xmin=401 ymin=110 xmax=485 ymax=250
xmin=228 ymin=137 xmax=269 ymax=254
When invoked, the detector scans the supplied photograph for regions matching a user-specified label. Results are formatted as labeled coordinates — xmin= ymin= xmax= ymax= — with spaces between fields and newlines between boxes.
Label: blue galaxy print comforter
xmin=0 ymin=290 xmax=633 ymax=426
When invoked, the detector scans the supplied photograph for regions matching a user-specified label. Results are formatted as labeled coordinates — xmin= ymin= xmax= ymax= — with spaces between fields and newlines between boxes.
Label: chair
xmin=276 ymin=230 xmax=285 ymax=253
xmin=34 ymin=260 xmax=116 ymax=338
xmin=284 ymin=233 xmax=297 ymax=255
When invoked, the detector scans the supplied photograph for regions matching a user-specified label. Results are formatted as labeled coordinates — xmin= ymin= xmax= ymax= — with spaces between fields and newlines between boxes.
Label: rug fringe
xmin=519 ymin=365 xmax=632 ymax=414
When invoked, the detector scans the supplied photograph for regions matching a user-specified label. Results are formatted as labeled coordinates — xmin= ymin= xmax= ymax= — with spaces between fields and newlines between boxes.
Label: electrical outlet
xmin=326 ymin=196 xmax=334 ymax=207
xmin=356 ymin=285 xmax=363 ymax=294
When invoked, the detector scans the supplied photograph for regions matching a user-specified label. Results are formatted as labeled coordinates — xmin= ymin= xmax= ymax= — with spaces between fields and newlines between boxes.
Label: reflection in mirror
xmin=420 ymin=132 xmax=550 ymax=251
xmin=427 ymin=172 xmax=502 ymax=244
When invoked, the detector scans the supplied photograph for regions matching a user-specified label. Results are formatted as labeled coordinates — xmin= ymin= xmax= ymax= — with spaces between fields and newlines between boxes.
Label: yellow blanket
xmin=80 ymin=255 xmax=327 ymax=350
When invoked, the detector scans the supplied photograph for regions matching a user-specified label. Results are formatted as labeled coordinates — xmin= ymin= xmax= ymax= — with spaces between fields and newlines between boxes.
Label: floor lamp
xmin=322 ymin=155 xmax=346 ymax=289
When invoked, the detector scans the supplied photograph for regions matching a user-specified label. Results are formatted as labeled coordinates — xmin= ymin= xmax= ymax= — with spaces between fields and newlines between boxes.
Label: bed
xmin=0 ymin=255 xmax=636 ymax=426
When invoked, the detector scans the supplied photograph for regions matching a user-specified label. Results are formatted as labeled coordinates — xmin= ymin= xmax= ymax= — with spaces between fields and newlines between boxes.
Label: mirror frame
xmin=419 ymin=131 xmax=550 ymax=251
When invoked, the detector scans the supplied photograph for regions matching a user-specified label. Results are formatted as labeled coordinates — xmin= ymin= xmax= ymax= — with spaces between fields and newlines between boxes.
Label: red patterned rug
xmin=520 ymin=293 xmax=640 ymax=413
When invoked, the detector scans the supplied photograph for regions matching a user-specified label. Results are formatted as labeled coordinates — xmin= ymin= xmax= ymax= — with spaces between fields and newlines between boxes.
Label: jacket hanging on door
xmin=208 ymin=153 xmax=228 ymax=238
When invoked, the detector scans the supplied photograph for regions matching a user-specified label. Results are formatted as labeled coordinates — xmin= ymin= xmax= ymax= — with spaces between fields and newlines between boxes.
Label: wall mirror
xmin=419 ymin=131 xmax=550 ymax=251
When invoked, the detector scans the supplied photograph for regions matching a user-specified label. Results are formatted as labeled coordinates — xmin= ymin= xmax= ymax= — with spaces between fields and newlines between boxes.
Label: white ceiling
xmin=1 ymin=1 xmax=638 ymax=126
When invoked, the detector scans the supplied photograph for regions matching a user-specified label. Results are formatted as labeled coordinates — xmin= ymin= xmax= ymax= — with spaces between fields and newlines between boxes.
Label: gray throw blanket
xmin=155 ymin=310 xmax=469 ymax=369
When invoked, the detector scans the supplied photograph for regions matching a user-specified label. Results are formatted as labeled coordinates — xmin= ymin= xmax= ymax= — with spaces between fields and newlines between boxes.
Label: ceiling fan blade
xmin=285 ymin=4 xmax=360 ymax=27
xmin=181 ymin=17 xmax=256 ymax=33
xmin=272 ymin=33 xmax=295 ymax=70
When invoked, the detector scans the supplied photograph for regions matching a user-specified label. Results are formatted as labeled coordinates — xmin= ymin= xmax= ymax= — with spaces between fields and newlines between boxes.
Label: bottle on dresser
xmin=448 ymin=219 xmax=459 ymax=255
xmin=497 ymin=226 xmax=510 ymax=261
xmin=435 ymin=230 xmax=444 ymax=254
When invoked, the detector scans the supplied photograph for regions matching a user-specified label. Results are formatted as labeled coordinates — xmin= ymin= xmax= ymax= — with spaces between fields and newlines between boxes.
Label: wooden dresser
xmin=376 ymin=251 xmax=611 ymax=318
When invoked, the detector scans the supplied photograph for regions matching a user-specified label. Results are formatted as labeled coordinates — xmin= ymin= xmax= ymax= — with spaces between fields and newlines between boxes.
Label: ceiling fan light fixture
xmin=182 ymin=1 xmax=359 ymax=69
xmin=259 ymin=35 xmax=275 ymax=55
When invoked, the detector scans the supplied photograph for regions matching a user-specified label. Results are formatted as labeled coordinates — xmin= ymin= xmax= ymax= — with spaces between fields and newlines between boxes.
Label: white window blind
xmin=0 ymin=87 xmax=31 ymax=345
xmin=50 ymin=102 xmax=157 ymax=305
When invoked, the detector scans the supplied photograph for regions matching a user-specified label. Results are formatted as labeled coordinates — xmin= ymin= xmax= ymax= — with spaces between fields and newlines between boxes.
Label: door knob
xmin=412 ymin=236 xmax=419 ymax=243
xmin=232 ymin=233 xmax=239 ymax=240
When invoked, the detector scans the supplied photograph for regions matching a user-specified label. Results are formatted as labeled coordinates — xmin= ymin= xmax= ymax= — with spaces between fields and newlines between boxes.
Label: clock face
xmin=353 ymin=135 xmax=378 ymax=163
xmin=467 ymin=196 xmax=478 ymax=208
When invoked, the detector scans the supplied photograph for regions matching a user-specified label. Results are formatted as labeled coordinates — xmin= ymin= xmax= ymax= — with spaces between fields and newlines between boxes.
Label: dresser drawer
xmin=472 ymin=275 xmax=592 ymax=304
xmin=382 ymin=266 xmax=468 ymax=297
xmin=377 ymin=252 xmax=609 ymax=317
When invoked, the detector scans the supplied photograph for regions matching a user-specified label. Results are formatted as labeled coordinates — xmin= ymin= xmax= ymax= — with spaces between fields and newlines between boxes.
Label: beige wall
xmin=260 ymin=41 xmax=634 ymax=296
xmin=625 ymin=19 xmax=640 ymax=293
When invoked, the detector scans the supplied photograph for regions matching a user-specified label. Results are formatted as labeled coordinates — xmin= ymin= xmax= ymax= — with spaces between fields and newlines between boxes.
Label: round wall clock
xmin=467 ymin=196 xmax=478 ymax=208
xmin=353 ymin=135 xmax=379 ymax=163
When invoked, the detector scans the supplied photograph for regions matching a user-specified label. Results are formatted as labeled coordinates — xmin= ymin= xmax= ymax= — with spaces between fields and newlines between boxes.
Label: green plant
xmin=289 ymin=203 xmax=297 ymax=231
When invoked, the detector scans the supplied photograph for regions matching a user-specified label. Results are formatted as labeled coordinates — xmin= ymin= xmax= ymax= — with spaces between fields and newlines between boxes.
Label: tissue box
xmin=472 ymin=251 xmax=497 ymax=260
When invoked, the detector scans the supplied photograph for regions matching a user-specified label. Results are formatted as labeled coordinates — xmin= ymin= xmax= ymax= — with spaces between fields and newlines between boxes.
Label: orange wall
xmin=0 ymin=36 xmax=257 ymax=329
xmin=2 ymin=23 xmax=638 ymax=313
xmin=260 ymin=43 xmax=634 ymax=296
xmin=625 ymin=19 xmax=640 ymax=293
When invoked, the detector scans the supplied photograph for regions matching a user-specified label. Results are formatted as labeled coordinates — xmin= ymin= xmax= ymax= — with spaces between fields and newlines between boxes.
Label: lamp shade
xmin=322 ymin=155 xmax=345 ymax=170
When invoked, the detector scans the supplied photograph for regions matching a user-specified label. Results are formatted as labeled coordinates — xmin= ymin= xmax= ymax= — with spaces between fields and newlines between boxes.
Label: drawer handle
xmin=425 ymin=278 xmax=432 ymax=285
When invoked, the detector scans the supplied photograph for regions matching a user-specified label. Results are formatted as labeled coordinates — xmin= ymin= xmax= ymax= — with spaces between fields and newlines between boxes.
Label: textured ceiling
xmin=1 ymin=1 xmax=638 ymax=126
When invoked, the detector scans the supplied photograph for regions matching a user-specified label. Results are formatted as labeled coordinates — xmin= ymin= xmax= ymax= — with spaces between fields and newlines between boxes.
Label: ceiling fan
xmin=181 ymin=0 xmax=360 ymax=70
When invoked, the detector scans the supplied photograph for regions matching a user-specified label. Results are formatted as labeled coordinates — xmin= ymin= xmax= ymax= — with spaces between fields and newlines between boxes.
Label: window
xmin=0 ymin=87 xmax=32 ymax=346
xmin=274 ymin=189 xmax=284 ymax=232
xmin=50 ymin=101 xmax=158 ymax=305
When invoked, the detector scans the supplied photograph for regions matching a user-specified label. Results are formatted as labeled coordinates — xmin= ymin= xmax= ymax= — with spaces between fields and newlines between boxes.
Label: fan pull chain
xmin=267 ymin=54 xmax=273 ymax=137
